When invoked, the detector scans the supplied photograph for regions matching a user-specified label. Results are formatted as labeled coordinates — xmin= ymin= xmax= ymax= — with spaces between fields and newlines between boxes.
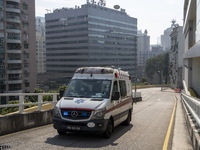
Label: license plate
xmin=66 ymin=126 xmax=81 ymax=130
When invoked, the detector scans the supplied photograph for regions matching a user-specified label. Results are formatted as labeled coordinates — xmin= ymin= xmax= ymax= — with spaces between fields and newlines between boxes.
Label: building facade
xmin=149 ymin=45 xmax=164 ymax=58
xmin=45 ymin=3 xmax=137 ymax=86
xmin=137 ymin=30 xmax=150 ymax=80
xmin=161 ymin=27 xmax=173 ymax=51
xmin=0 ymin=0 xmax=36 ymax=101
xmin=183 ymin=0 xmax=200 ymax=95
xmin=169 ymin=25 xmax=184 ymax=89
xmin=36 ymin=17 xmax=46 ymax=74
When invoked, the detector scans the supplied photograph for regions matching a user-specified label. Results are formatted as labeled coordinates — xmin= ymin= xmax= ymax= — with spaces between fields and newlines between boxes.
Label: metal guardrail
xmin=0 ymin=93 xmax=59 ymax=114
xmin=181 ymin=92 xmax=200 ymax=126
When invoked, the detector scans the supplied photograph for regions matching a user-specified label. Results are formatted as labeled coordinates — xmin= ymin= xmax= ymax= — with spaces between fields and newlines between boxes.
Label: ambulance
xmin=53 ymin=67 xmax=133 ymax=138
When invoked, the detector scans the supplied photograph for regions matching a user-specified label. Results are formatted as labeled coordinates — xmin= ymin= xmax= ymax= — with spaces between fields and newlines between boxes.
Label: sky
xmin=35 ymin=0 xmax=184 ymax=45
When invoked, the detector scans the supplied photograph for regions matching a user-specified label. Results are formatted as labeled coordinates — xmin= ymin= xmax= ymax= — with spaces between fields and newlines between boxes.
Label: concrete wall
xmin=192 ymin=58 xmax=200 ymax=95
xmin=0 ymin=110 xmax=53 ymax=136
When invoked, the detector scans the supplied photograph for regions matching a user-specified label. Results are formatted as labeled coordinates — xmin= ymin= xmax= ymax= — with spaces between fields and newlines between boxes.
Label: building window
xmin=23 ymin=33 xmax=28 ymax=40
xmin=0 ymin=43 xmax=4 ymax=52
xmin=22 ymin=3 xmax=28 ymax=10
xmin=24 ymin=44 xmax=29 ymax=49
xmin=25 ymin=82 xmax=29 ymax=87
xmin=23 ymin=23 xmax=28 ymax=30
xmin=0 ymin=22 xmax=3 ymax=29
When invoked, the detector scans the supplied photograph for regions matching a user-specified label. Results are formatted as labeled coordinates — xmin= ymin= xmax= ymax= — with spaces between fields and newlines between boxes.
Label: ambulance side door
xmin=118 ymin=80 xmax=129 ymax=123
xmin=111 ymin=80 xmax=121 ymax=126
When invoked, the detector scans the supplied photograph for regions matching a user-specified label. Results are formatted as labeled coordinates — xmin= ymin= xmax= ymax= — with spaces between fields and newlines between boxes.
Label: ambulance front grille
xmin=61 ymin=109 xmax=92 ymax=120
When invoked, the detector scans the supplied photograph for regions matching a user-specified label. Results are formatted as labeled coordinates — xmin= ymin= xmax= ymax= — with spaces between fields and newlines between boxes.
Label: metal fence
xmin=181 ymin=92 xmax=200 ymax=126
xmin=0 ymin=93 xmax=59 ymax=114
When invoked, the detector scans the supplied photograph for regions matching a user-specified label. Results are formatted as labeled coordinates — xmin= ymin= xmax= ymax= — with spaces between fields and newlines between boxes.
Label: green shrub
xmin=0 ymin=100 xmax=33 ymax=115
xmin=189 ymin=88 xmax=200 ymax=98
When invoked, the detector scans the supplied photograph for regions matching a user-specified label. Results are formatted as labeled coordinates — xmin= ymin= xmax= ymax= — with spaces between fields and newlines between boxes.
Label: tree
xmin=145 ymin=52 xmax=169 ymax=84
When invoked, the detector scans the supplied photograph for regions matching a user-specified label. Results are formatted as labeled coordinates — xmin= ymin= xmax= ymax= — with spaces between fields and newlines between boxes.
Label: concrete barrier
xmin=132 ymin=92 xmax=142 ymax=102
xmin=0 ymin=110 xmax=53 ymax=136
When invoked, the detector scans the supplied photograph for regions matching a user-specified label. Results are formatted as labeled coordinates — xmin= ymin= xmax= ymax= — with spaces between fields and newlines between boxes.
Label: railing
xmin=181 ymin=92 xmax=200 ymax=126
xmin=0 ymin=93 xmax=59 ymax=114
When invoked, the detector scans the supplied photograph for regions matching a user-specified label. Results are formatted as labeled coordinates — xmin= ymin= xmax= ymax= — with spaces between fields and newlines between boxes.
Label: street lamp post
xmin=157 ymin=70 xmax=162 ymax=91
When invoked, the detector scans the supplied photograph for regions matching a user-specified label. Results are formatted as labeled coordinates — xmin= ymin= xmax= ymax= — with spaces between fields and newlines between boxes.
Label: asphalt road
xmin=0 ymin=87 xmax=178 ymax=150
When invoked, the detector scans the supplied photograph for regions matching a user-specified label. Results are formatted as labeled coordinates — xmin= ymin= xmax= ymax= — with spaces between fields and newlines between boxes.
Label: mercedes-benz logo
xmin=71 ymin=111 xmax=78 ymax=118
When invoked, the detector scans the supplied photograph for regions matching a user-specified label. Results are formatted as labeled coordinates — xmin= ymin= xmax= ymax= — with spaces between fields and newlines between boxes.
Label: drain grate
xmin=0 ymin=145 xmax=11 ymax=150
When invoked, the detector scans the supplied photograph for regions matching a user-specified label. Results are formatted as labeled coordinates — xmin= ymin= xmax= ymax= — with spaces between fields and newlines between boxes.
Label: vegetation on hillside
xmin=145 ymin=52 xmax=169 ymax=84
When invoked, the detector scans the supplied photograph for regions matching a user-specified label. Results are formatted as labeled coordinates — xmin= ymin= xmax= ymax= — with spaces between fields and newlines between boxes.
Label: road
xmin=0 ymin=87 xmax=179 ymax=150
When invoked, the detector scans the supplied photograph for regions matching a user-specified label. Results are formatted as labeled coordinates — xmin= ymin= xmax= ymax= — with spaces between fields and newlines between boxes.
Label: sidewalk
xmin=172 ymin=95 xmax=193 ymax=150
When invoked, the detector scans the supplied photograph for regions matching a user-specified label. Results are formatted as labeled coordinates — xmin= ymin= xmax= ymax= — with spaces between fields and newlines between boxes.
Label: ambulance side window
xmin=112 ymin=81 xmax=119 ymax=100
xmin=119 ymin=80 xmax=127 ymax=98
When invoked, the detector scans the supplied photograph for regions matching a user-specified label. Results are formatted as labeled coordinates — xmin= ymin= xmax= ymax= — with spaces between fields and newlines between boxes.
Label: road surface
xmin=0 ymin=87 xmax=178 ymax=150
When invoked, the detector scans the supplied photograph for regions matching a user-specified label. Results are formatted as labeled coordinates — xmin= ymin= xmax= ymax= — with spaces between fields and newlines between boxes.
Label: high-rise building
xmin=161 ymin=27 xmax=173 ymax=51
xmin=149 ymin=45 xmax=164 ymax=58
xmin=137 ymin=30 xmax=150 ymax=79
xmin=36 ymin=17 xmax=46 ymax=74
xmin=169 ymin=25 xmax=184 ymax=89
xmin=45 ymin=2 xmax=137 ymax=86
xmin=183 ymin=0 xmax=200 ymax=95
xmin=0 ymin=0 xmax=36 ymax=97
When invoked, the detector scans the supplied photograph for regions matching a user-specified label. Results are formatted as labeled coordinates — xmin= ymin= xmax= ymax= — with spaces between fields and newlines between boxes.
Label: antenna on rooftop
xmin=98 ymin=0 xmax=106 ymax=6
xmin=114 ymin=5 xmax=120 ymax=10
xmin=45 ymin=9 xmax=51 ymax=14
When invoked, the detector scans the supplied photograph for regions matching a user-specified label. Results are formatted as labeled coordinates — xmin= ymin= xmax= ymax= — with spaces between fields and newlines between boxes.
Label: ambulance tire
xmin=123 ymin=110 xmax=132 ymax=126
xmin=57 ymin=130 xmax=67 ymax=135
xmin=103 ymin=119 xmax=113 ymax=138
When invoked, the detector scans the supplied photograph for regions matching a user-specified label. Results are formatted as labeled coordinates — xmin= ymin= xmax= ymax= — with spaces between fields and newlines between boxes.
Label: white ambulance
xmin=53 ymin=67 xmax=133 ymax=138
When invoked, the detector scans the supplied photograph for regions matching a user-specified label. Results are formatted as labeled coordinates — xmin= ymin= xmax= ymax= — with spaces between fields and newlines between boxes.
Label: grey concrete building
xmin=0 ymin=0 xmax=36 ymax=99
xmin=137 ymin=30 xmax=150 ymax=80
xmin=36 ymin=17 xmax=46 ymax=74
xmin=169 ymin=25 xmax=184 ymax=89
xmin=161 ymin=27 xmax=173 ymax=51
xmin=183 ymin=0 xmax=200 ymax=95
xmin=149 ymin=45 xmax=164 ymax=58
xmin=45 ymin=2 xmax=137 ymax=85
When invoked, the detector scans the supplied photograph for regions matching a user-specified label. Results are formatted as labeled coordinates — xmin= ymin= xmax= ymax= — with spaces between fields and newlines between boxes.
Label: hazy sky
xmin=35 ymin=0 xmax=184 ymax=45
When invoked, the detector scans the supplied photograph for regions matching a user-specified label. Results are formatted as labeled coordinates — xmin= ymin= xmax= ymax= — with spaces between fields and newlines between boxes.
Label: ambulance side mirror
xmin=112 ymin=91 xmax=120 ymax=100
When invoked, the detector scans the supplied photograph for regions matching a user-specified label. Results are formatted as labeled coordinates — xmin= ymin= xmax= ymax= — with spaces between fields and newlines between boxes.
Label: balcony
xmin=6 ymin=6 xmax=20 ymax=14
xmin=8 ymin=79 xmax=22 ymax=84
xmin=7 ymin=60 xmax=22 ymax=64
xmin=7 ymin=0 xmax=20 ymax=3
xmin=7 ymin=89 xmax=23 ymax=93
xmin=7 ymin=70 xmax=22 ymax=74
xmin=7 ymin=50 xmax=21 ymax=54
xmin=7 ymin=43 xmax=21 ymax=50
xmin=6 ymin=38 xmax=21 ymax=43
xmin=6 ymin=16 xmax=20 ymax=23
xmin=6 ymin=28 xmax=20 ymax=34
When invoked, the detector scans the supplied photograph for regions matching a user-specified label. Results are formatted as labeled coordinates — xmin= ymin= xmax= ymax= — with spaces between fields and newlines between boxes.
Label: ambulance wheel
xmin=123 ymin=110 xmax=132 ymax=126
xmin=103 ymin=119 xmax=113 ymax=138
xmin=57 ymin=130 xmax=67 ymax=135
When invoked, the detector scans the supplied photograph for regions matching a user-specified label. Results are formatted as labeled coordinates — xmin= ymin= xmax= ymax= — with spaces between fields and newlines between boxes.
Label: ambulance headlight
xmin=92 ymin=108 xmax=106 ymax=119
xmin=53 ymin=106 xmax=61 ymax=118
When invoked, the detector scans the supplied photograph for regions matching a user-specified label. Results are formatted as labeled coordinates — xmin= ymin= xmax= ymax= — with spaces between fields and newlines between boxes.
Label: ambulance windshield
xmin=63 ymin=79 xmax=111 ymax=99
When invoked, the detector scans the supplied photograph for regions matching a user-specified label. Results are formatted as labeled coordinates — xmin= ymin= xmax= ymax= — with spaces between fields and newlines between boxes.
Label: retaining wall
xmin=0 ymin=110 xmax=53 ymax=136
